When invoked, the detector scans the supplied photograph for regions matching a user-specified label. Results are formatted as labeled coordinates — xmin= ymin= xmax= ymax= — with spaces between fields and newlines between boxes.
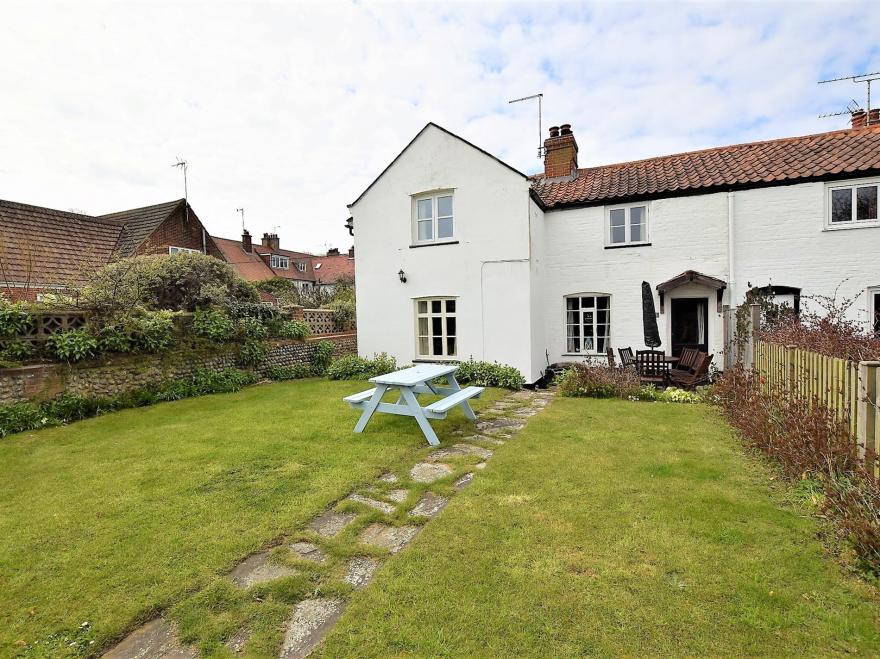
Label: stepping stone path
xmin=345 ymin=493 xmax=396 ymax=514
xmin=289 ymin=541 xmax=327 ymax=563
xmin=410 ymin=462 xmax=453 ymax=483
xmin=280 ymin=598 xmax=346 ymax=659
xmin=409 ymin=492 xmax=449 ymax=518
xmin=103 ymin=388 xmax=552 ymax=659
xmin=344 ymin=556 xmax=381 ymax=589
xmin=358 ymin=523 xmax=420 ymax=554
xmin=103 ymin=619 xmax=195 ymax=659
xmin=229 ymin=551 xmax=298 ymax=588
xmin=307 ymin=510 xmax=356 ymax=538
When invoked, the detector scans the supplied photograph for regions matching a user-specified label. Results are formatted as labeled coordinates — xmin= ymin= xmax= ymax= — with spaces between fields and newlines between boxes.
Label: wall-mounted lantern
xmin=398 ymin=269 xmax=407 ymax=283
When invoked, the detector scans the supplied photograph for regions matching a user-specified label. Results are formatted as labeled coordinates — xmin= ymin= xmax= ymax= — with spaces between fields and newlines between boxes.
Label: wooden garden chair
xmin=606 ymin=346 xmax=616 ymax=368
xmin=618 ymin=347 xmax=636 ymax=369
xmin=675 ymin=347 xmax=700 ymax=373
xmin=669 ymin=352 xmax=713 ymax=390
xmin=636 ymin=350 xmax=669 ymax=386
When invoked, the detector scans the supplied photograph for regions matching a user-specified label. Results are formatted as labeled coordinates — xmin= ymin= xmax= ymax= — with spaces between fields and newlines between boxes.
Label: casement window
xmin=270 ymin=255 xmax=290 ymax=269
xmin=295 ymin=261 xmax=306 ymax=272
xmin=413 ymin=192 xmax=454 ymax=244
xmin=415 ymin=297 xmax=457 ymax=358
xmin=565 ymin=294 xmax=611 ymax=354
xmin=870 ymin=288 xmax=880 ymax=336
xmin=827 ymin=179 xmax=880 ymax=228
xmin=169 ymin=245 xmax=200 ymax=255
xmin=607 ymin=204 xmax=648 ymax=245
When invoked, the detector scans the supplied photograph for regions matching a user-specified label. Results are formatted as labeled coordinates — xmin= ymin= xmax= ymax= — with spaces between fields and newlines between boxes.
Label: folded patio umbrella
xmin=642 ymin=281 xmax=662 ymax=348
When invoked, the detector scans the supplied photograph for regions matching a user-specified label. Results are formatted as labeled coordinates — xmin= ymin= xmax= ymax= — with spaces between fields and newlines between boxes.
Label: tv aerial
xmin=818 ymin=71 xmax=880 ymax=123
xmin=509 ymin=93 xmax=544 ymax=158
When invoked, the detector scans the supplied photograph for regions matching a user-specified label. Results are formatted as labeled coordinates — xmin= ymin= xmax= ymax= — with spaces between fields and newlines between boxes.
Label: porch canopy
xmin=656 ymin=270 xmax=727 ymax=313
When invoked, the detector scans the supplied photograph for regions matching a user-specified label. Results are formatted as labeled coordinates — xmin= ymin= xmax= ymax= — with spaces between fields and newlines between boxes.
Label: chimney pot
xmin=261 ymin=232 xmax=280 ymax=251
xmin=327 ymin=247 xmax=340 ymax=256
xmin=543 ymin=122 xmax=578 ymax=178
xmin=548 ymin=125 xmax=560 ymax=138
xmin=560 ymin=123 xmax=572 ymax=135
xmin=869 ymin=108 xmax=880 ymax=125
xmin=242 ymin=229 xmax=252 ymax=253
xmin=851 ymin=110 xmax=868 ymax=129
xmin=348 ymin=246 xmax=354 ymax=258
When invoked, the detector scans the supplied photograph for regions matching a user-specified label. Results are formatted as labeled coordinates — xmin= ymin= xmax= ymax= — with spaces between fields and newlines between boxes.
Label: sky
xmin=2 ymin=1 xmax=879 ymax=254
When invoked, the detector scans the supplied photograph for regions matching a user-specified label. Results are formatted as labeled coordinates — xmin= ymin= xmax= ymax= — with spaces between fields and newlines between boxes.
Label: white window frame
xmin=295 ymin=261 xmax=306 ymax=272
xmin=825 ymin=177 xmax=880 ymax=230
xmin=869 ymin=286 xmax=880 ymax=336
xmin=168 ymin=245 xmax=201 ymax=255
xmin=606 ymin=202 xmax=649 ymax=246
xmin=414 ymin=297 xmax=457 ymax=359
xmin=564 ymin=293 xmax=611 ymax=355
xmin=270 ymin=254 xmax=290 ymax=269
xmin=412 ymin=191 xmax=455 ymax=245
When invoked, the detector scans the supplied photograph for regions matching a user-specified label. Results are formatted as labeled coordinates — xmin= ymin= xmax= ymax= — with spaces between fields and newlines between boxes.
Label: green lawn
xmin=318 ymin=398 xmax=880 ymax=657
xmin=0 ymin=379 xmax=503 ymax=656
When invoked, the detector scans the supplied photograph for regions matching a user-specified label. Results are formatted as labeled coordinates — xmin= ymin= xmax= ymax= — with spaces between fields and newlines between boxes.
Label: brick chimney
xmin=543 ymin=123 xmax=578 ymax=178
xmin=327 ymin=247 xmax=340 ymax=256
xmin=851 ymin=109 xmax=879 ymax=129
xmin=261 ymin=232 xmax=280 ymax=251
xmin=241 ymin=229 xmax=252 ymax=253
xmin=348 ymin=246 xmax=354 ymax=258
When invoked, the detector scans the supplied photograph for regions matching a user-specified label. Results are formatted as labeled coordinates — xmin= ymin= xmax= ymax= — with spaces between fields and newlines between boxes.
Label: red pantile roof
xmin=532 ymin=125 xmax=880 ymax=208
xmin=312 ymin=253 xmax=355 ymax=285
xmin=212 ymin=236 xmax=276 ymax=281
xmin=252 ymin=245 xmax=315 ymax=282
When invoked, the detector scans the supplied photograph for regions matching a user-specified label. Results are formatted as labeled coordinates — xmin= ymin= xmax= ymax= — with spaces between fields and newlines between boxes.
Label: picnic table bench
xmin=343 ymin=363 xmax=483 ymax=446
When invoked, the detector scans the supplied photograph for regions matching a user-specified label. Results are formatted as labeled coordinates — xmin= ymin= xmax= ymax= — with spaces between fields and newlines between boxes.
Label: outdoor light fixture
xmin=398 ymin=269 xmax=407 ymax=283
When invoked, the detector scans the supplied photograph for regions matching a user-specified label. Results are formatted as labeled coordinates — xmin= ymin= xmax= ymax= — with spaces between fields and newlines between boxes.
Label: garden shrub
xmin=45 ymin=328 xmax=99 ymax=362
xmin=227 ymin=300 xmax=279 ymax=323
xmin=0 ymin=402 xmax=49 ymax=438
xmin=192 ymin=309 xmax=235 ymax=341
xmin=125 ymin=311 xmax=175 ymax=353
xmin=558 ymin=364 xmax=640 ymax=398
xmin=96 ymin=325 xmax=133 ymax=354
xmin=264 ymin=364 xmax=312 ymax=381
xmin=1 ymin=340 xmax=35 ymax=361
xmin=324 ymin=298 xmax=356 ymax=331
xmin=272 ymin=320 xmax=310 ymax=341
xmin=309 ymin=340 xmax=334 ymax=375
xmin=630 ymin=385 xmax=703 ymax=403
xmin=237 ymin=339 xmax=269 ymax=367
xmin=237 ymin=316 xmax=269 ymax=340
xmin=0 ymin=300 xmax=34 ymax=337
xmin=454 ymin=358 xmax=525 ymax=390
xmin=326 ymin=353 xmax=396 ymax=380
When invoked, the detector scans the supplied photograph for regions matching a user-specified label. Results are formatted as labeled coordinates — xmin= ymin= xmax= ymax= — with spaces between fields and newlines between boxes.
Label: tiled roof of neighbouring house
xmin=0 ymin=200 xmax=124 ymax=288
xmin=99 ymin=199 xmax=185 ymax=256
xmin=530 ymin=125 xmax=880 ymax=208
xmin=312 ymin=253 xmax=355 ymax=285
xmin=252 ymin=245 xmax=316 ymax=282
xmin=212 ymin=236 xmax=277 ymax=281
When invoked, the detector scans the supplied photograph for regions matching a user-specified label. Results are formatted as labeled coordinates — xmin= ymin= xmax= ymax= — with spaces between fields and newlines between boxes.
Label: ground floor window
xmin=871 ymin=288 xmax=880 ymax=336
xmin=168 ymin=245 xmax=200 ymax=255
xmin=565 ymin=294 xmax=610 ymax=354
xmin=416 ymin=297 xmax=456 ymax=358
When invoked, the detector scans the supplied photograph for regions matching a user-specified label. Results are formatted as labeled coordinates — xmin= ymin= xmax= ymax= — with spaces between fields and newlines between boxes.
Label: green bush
xmin=272 ymin=320 xmax=310 ymax=341
xmin=1 ymin=340 xmax=35 ymax=361
xmin=126 ymin=312 xmax=175 ymax=353
xmin=324 ymin=298 xmax=356 ymax=331
xmin=237 ymin=316 xmax=269 ymax=340
xmin=0 ymin=301 xmax=34 ymax=337
xmin=192 ymin=309 xmax=235 ymax=342
xmin=0 ymin=402 xmax=49 ymax=438
xmin=326 ymin=353 xmax=396 ymax=380
xmin=630 ymin=385 xmax=703 ymax=403
xmin=237 ymin=339 xmax=268 ymax=367
xmin=455 ymin=359 xmax=524 ymax=390
xmin=264 ymin=364 xmax=312 ymax=381
xmin=96 ymin=325 xmax=133 ymax=353
xmin=309 ymin=341 xmax=334 ymax=376
xmin=227 ymin=301 xmax=279 ymax=323
xmin=557 ymin=364 xmax=641 ymax=398
xmin=45 ymin=329 xmax=99 ymax=362
xmin=156 ymin=368 xmax=257 ymax=401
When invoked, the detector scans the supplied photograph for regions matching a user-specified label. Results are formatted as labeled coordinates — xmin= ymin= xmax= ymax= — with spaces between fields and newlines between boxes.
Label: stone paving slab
xmin=345 ymin=494 xmax=396 ymax=514
xmin=103 ymin=619 xmax=195 ymax=659
xmin=377 ymin=472 xmax=398 ymax=483
xmin=408 ymin=492 xmax=449 ymax=518
xmin=358 ymin=524 xmax=420 ymax=554
xmin=229 ymin=551 xmax=298 ymax=588
xmin=343 ymin=556 xmax=381 ymax=589
xmin=427 ymin=443 xmax=493 ymax=461
xmin=279 ymin=598 xmax=345 ymax=659
xmin=225 ymin=628 xmax=249 ymax=654
xmin=475 ymin=461 xmax=488 ymax=470
xmin=289 ymin=541 xmax=327 ymax=564
xmin=410 ymin=462 xmax=453 ymax=483
xmin=307 ymin=510 xmax=356 ymax=538
xmin=454 ymin=472 xmax=474 ymax=490
xmin=385 ymin=488 xmax=410 ymax=503
xmin=477 ymin=418 xmax=525 ymax=431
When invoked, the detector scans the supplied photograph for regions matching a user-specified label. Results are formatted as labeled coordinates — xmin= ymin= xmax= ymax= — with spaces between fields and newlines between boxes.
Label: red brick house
xmin=0 ymin=198 xmax=221 ymax=301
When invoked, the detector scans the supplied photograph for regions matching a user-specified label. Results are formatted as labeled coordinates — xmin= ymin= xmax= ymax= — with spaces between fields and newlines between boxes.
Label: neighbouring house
xmin=214 ymin=231 xmax=355 ymax=293
xmin=348 ymin=115 xmax=880 ymax=382
xmin=0 ymin=198 xmax=221 ymax=301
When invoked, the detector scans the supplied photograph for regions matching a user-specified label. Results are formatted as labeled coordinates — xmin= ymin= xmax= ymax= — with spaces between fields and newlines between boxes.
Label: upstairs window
xmin=295 ymin=261 xmax=306 ymax=272
xmin=828 ymin=180 xmax=879 ymax=228
xmin=607 ymin=204 xmax=648 ymax=245
xmin=270 ymin=255 xmax=290 ymax=269
xmin=415 ymin=297 xmax=456 ymax=358
xmin=169 ymin=245 xmax=200 ymax=255
xmin=565 ymin=294 xmax=611 ymax=354
xmin=413 ymin=192 xmax=454 ymax=244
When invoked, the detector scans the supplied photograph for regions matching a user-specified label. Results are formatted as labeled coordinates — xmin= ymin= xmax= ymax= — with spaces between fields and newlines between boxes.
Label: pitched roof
xmin=100 ymin=199 xmax=185 ymax=255
xmin=312 ymin=253 xmax=355 ymax=285
xmin=0 ymin=200 xmax=123 ymax=288
xmin=252 ymin=245 xmax=315 ymax=281
xmin=531 ymin=125 xmax=880 ymax=209
xmin=212 ymin=236 xmax=276 ymax=281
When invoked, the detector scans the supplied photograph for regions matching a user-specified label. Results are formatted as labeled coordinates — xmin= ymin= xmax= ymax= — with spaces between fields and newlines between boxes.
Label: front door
xmin=670 ymin=298 xmax=708 ymax=356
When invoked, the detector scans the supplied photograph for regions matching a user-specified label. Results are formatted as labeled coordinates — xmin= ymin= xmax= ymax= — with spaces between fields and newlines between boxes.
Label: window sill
xmin=409 ymin=240 xmax=459 ymax=249
xmin=413 ymin=357 xmax=458 ymax=363
xmin=604 ymin=242 xmax=652 ymax=250
xmin=823 ymin=222 xmax=880 ymax=232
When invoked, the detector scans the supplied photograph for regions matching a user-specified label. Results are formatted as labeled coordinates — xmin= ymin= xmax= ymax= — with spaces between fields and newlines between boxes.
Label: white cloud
xmin=1 ymin=1 xmax=878 ymax=253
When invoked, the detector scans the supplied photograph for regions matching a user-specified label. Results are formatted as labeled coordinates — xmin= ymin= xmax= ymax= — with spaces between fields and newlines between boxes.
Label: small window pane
xmin=432 ymin=336 xmax=443 ymax=355
xmin=630 ymin=206 xmax=646 ymax=224
xmin=445 ymin=299 xmax=455 ymax=313
xmin=568 ymin=337 xmax=581 ymax=352
xmin=437 ymin=195 xmax=453 ymax=217
xmin=446 ymin=316 xmax=456 ymax=336
xmin=610 ymin=224 xmax=626 ymax=243
xmin=419 ymin=337 xmax=429 ymax=355
xmin=831 ymin=188 xmax=852 ymax=223
xmin=431 ymin=300 xmax=441 ymax=313
xmin=418 ymin=318 xmax=428 ymax=334
xmin=418 ymin=300 xmax=427 ymax=314
xmin=630 ymin=221 xmax=643 ymax=242
xmin=566 ymin=297 xmax=579 ymax=310
xmin=417 ymin=199 xmax=433 ymax=219
xmin=432 ymin=317 xmax=442 ymax=334
xmin=566 ymin=311 xmax=577 ymax=324
xmin=438 ymin=217 xmax=454 ymax=239
xmin=597 ymin=297 xmax=609 ymax=309
xmin=418 ymin=219 xmax=433 ymax=241
xmin=857 ymin=186 xmax=878 ymax=221
xmin=582 ymin=297 xmax=594 ymax=307
xmin=610 ymin=209 xmax=625 ymax=226
xmin=447 ymin=337 xmax=456 ymax=355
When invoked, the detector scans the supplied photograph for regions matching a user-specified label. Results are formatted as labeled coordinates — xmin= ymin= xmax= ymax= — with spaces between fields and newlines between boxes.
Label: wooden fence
xmin=754 ymin=341 xmax=880 ymax=468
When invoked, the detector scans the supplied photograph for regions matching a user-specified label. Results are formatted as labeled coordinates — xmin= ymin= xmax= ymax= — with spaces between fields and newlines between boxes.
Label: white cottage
xmin=348 ymin=117 xmax=880 ymax=383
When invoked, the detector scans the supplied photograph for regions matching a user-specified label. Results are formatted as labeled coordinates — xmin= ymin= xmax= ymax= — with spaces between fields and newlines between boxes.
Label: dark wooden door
xmin=671 ymin=298 xmax=709 ymax=356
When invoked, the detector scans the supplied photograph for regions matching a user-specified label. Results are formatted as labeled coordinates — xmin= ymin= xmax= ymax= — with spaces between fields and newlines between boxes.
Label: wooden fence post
xmin=857 ymin=361 xmax=880 ymax=473
xmin=746 ymin=304 xmax=761 ymax=370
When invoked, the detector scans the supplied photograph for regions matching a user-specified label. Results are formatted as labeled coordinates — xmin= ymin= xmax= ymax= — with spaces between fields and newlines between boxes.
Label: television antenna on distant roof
xmin=172 ymin=157 xmax=189 ymax=221
xmin=236 ymin=207 xmax=245 ymax=231
xmin=818 ymin=71 xmax=880 ymax=124
xmin=509 ymin=93 xmax=544 ymax=158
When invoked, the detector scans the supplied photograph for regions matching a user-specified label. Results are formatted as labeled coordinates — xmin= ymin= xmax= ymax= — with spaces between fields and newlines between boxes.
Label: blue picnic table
xmin=343 ymin=363 xmax=483 ymax=446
